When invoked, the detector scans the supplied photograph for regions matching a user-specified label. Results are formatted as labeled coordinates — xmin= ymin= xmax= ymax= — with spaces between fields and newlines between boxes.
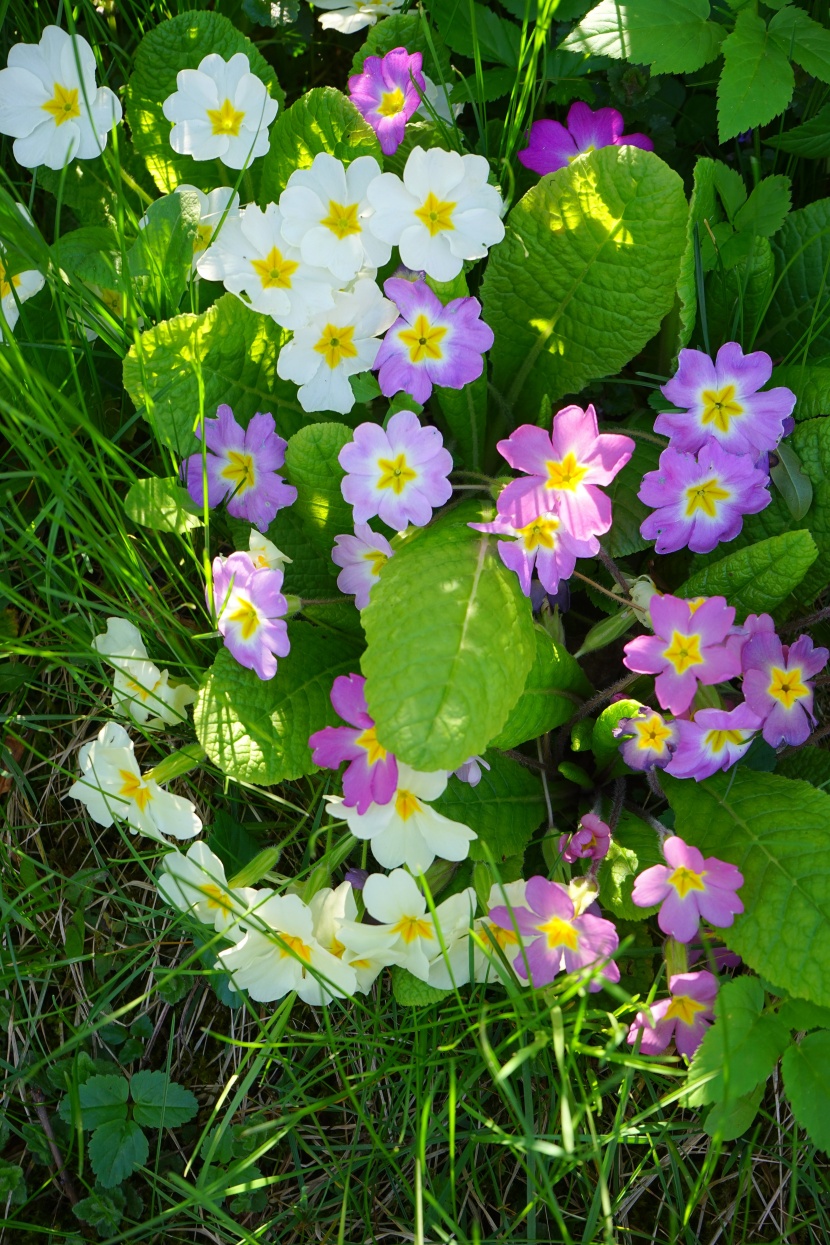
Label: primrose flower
xmin=623 ymin=594 xmax=741 ymax=716
xmin=279 ymin=154 xmax=391 ymax=282
xmin=741 ymin=632 xmax=829 ymax=747
xmin=331 ymin=523 xmax=394 ymax=609
xmin=276 ymin=278 xmax=398 ymax=415
xmin=92 ymin=616 xmax=197 ymax=728
xmin=182 ymin=405 xmax=297 ymax=533
xmin=68 ymin=722 xmax=202 ymax=843
xmin=312 ymin=0 xmax=405 ymax=34
xmin=0 ymin=26 xmax=122 ymax=170
xmin=325 ymin=763 xmax=477 ymax=873
xmin=310 ymin=880 xmax=398 ymax=993
xmin=162 ymin=53 xmax=278 ymax=169
xmin=454 ymin=755 xmax=490 ymax=786
xmin=655 ymin=344 xmax=795 ymax=459
xmin=470 ymin=880 xmax=529 ymax=985
xmin=614 ymin=708 xmax=678 ymax=772
xmin=211 ymin=551 xmax=290 ymax=681
xmin=559 ymin=814 xmax=611 ymax=864
xmin=248 ymin=528 xmax=291 ymax=572
xmin=638 ymin=440 xmax=770 ymax=556
xmin=631 ymin=836 xmax=744 ymax=943
xmin=665 ymin=703 xmax=761 ymax=780
xmin=157 ymin=841 xmax=267 ymax=936
xmin=496 ymin=404 xmax=634 ymax=543
xmin=518 ymin=102 xmax=652 ymax=176
xmin=366 ymin=146 xmax=505 ymax=283
xmin=0 ymin=240 xmax=44 ymax=341
xmin=309 ymin=673 xmax=398 ymax=813
xmin=470 ymin=490 xmax=598 ymax=597
xmin=348 ymin=48 xmax=425 ymax=156
xmin=490 ymin=876 xmax=619 ymax=992
xmin=627 ymin=970 xmax=718 ymax=1059
xmin=374 ymin=277 xmax=494 ymax=404
xmin=339 ymin=408 xmax=453 ymax=529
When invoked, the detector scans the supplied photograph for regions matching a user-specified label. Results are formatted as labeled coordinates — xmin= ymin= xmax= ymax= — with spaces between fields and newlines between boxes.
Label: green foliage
xmin=597 ymin=811 xmax=662 ymax=921
xmin=433 ymin=751 xmax=546 ymax=862
xmin=591 ymin=698 xmax=642 ymax=770
xmin=434 ymin=374 xmax=487 ymax=472
xmin=127 ymin=190 xmax=200 ymax=316
xmin=677 ymin=530 xmax=818 ymax=620
xmin=73 ymin=1186 xmax=127 ymax=1235
xmin=490 ymin=627 xmax=591 ymax=750
xmin=0 ymin=1159 xmax=26 ymax=1206
xmin=772 ymin=359 xmax=830 ymax=421
xmin=561 ymin=0 xmax=723 ymax=73
xmin=259 ymin=88 xmax=379 ymax=203
xmin=391 ymin=965 xmax=449 ymax=1005
xmin=768 ymin=102 xmax=830 ymax=159
xmin=782 ymin=1032 xmax=830 ymax=1152
xmin=706 ymin=236 xmax=775 ymax=346
xmin=777 ymin=747 xmax=830 ymax=791
xmin=770 ymin=443 xmax=813 ymax=523
xmin=130 ymin=1070 xmax=198 ymax=1128
xmin=283 ymin=424 xmax=353 ymax=557
xmin=124 ymin=477 xmax=203 ymax=534
xmin=733 ymin=176 xmax=791 ymax=237
xmin=676 ymin=158 xmax=717 ymax=352
xmin=717 ymin=11 xmax=794 ymax=142
xmin=350 ymin=13 xmax=451 ymax=80
xmin=604 ymin=436 xmax=661 ymax=557
xmin=435 ymin=0 xmax=521 ymax=66
xmin=88 ymin=1119 xmax=149 ymax=1188
xmin=764 ymin=199 xmax=830 ymax=360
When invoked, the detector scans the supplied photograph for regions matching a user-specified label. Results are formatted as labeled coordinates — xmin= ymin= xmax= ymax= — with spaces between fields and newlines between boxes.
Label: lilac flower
xmin=623 ymin=594 xmax=741 ymax=716
xmin=741 ymin=632 xmax=829 ymax=747
xmin=454 ymin=755 xmax=490 ymax=786
xmin=627 ymin=971 xmax=719 ymax=1059
xmin=470 ymin=490 xmax=598 ymax=597
xmin=639 ymin=440 xmax=770 ymax=556
xmin=183 ymin=405 xmax=297 ymax=533
xmin=212 ymin=552 xmax=289 ymax=681
xmin=665 ymin=703 xmax=761 ymax=780
xmin=331 ymin=523 xmax=394 ymax=609
xmin=309 ymin=673 xmax=398 ymax=814
xmin=348 ymin=47 xmax=425 ymax=156
xmin=489 ymin=876 xmax=620 ymax=992
xmin=374 ymin=278 xmax=494 ymax=404
xmin=614 ymin=708 xmax=678 ymax=772
xmin=518 ymin=102 xmax=653 ymax=176
xmin=339 ymin=409 xmax=453 ymax=529
xmin=631 ymin=836 xmax=744 ymax=944
xmin=559 ymin=814 xmax=611 ymax=863
xmin=655 ymin=343 xmax=796 ymax=459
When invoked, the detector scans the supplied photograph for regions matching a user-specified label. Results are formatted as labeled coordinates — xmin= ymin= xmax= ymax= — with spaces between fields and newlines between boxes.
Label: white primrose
xmin=310 ymin=0 xmax=405 ymax=34
xmin=0 ymin=245 xmax=44 ymax=341
xmin=92 ymin=616 xmax=197 ymax=728
xmin=157 ymin=841 xmax=270 ymax=937
xmin=248 ymin=528 xmax=292 ymax=572
xmin=309 ymin=880 xmax=399 ymax=993
xmin=162 ymin=52 xmax=278 ymax=170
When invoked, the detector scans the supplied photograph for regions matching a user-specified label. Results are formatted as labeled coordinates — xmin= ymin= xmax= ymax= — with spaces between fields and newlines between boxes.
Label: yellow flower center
xmin=226 ymin=596 xmax=260 ymax=641
xmin=768 ymin=665 xmax=808 ymax=709
xmin=414 ymin=191 xmax=456 ymax=236
xmin=487 ymin=921 xmax=519 ymax=950
xmin=356 ymin=725 xmax=387 ymax=767
xmin=701 ymin=384 xmax=743 ymax=433
xmin=42 ymin=82 xmax=81 ymax=126
xmin=313 ymin=323 xmax=359 ymax=369
xmin=364 ymin=549 xmax=388 ymax=577
xmin=277 ymin=932 xmax=313 ymax=963
xmin=378 ymin=87 xmax=405 ymax=117
xmin=394 ymin=788 xmax=421 ymax=820
xmin=194 ymin=222 xmax=214 ymax=254
xmin=545 ymin=452 xmax=588 ymax=492
xmin=685 ymin=477 xmax=731 ymax=518
xmin=537 ymin=916 xmax=579 ymax=951
xmin=517 ymin=516 xmax=559 ymax=551
xmin=665 ymin=994 xmax=707 ymax=1026
xmin=398 ymin=313 xmax=447 ymax=364
xmin=662 ymin=630 xmax=703 ymax=675
xmin=391 ymin=914 xmax=434 ymax=944
xmin=207 ymin=97 xmax=246 ymax=137
xmin=221 ymin=450 xmax=257 ymax=495
xmin=636 ymin=714 xmax=673 ymax=751
xmin=0 ymin=260 xmax=21 ymax=301
xmin=251 ymin=246 xmax=299 ymax=290
xmin=704 ymin=727 xmax=748 ymax=753
xmin=377 ymin=453 xmax=417 ymax=495
xmin=668 ymin=865 xmax=706 ymax=899
xmin=123 ymin=677 xmax=155 ymax=703
xmin=199 ymin=883 xmax=233 ymax=915
xmin=118 ymin=770 xmax=153 ymax=813
xmin=320 ymin=200 xmax=362 ymax=239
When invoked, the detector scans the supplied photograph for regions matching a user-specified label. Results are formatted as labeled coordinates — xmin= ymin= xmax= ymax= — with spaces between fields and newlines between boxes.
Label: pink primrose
xmin=308 ymin=673 xmax=398 ymax=813
xmin=518 ymin=102 xmax=653 ymax=176
xmin=339 ymin=409 xmax=453 ymax=530
xmin=347 ymin=47 xmax=425 ymax=156
xmin=741 ymin=631 xmax=828 ymax=747
xmin=631 ymin=836 xmax=744 ymax=944
xmin=211 ymin=551 xmax=290 ymax=681
xmin=627 ymin=970 xmax=719 ymax=1059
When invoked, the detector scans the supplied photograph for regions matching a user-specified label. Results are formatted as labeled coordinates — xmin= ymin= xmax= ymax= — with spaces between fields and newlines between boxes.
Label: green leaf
xmin=767 ymin=102 xmax=830 ymax=159
xmin=703 ymin=1085 xmax=764 ymax=1141
xmin=450 ymin=68 xmax=517 ymax=104
xmin=433 ymin=751 xmax=546 ymax=863
xmin=363 ymin=505 xmax=536 ymax=770
xmin=482 ymin=146 xmax=687 ymax=414
xmin=776 ymin=998 xmax=830 ymax=1031
xmin=733 ymin=176 xmax=791 ymax=237
xmin=64 ymin=907 xmax=85 ymax=961
xmin=127 ymin=190 xmax=200 ymax=315
xmin=65 ymin=1074 xmax=128 ymax=1131
xmin=763 ymin=200 xmax=830 ymax=360
xmin=560 ymin=0 xmax=724 ymax=74
xmin=126 ymin=12 xmax=283 ymax=194
xmin=713 ymin=162 xmax=748 ymax=223
xmin=592 ymin=698 xmax=642 ymax=770
xmin=435 ymin=0 xmax=521 ymax=66
xmin=124 ymin=477 xmax=204 ymax=534
xmin=685 ymin=976 xmax=790 ymax=1108
xmin=489 ymin=626 xmax=591 ymax=751
xmin=574 ymin=606 xmax=637 ymax=658
xmin=89 ymin=1119 xmax=150 ymax=1188
xmin=772 ymin=358 xmax=830 ymax=419
xmin=597 ymin=810 xmax=662 ymax=921
xmin=769 ymin=6 xmax=830 ymax=85
xmin=675 ymin=157 xmax=717 ymax=352
xmin=717 ymin=10 xmax=794 ymax=143
xmin=434 ymin=374 xmax=487 ymax=472
xmin=391 ymin=965 xmax=450 ymax=1005
xmin=676 ymin=530 xmax=818 ymax=620
xmin=194 ymin=625 xmax=363 ymax=785
xmin=130 ymin=1070 xmax=199 ymax=1128
xmin=73 ymin=1188 xmax=125 ymax=1235
xmin=350 ymin=13 xmax=452 ymax=81
xmin=283 ymin=424 xmax=353 ymax=557
xmin=227 ymin=846 xmax=282 ymax=888
xmin=603 ymin=436 xmax=662 ymax=557
xmin=783 ymin=1032 xmax=830 ymax=1151
xmin=123 ymin=294 xmax=302 ymax=457
xmin=663 ymin=770 xmax=830 ymax=1007
xmin=705 ymin=235 xmax=774 ymax=346
xmin=259 ymin=88 xmax=379 ymax=204
xmin=770 ymin=442 xmax=813 ymax=522
xmin=777 ymin=747 xmax=830 ymax=792
xmin=0 ymin=1159 xmax=26 ymax=1206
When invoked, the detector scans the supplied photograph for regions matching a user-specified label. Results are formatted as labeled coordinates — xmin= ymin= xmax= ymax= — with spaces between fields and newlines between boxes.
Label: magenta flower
xmin=624 ymin=594 xmax=741 ymax=716
xmin=496 ymin=404 xmax=634 ymax=543
xmin=664 ymin=703 xmax=761 ymax=780
xmin=489 ymin=876 xmax=620 ymax=992
xmin=639 ymin=440 xmax=770 ymax=556
xmin=559 ymin=814 xmax=611 ymax=863
xmin=183 ymin=405 xmax=297 ymax=534
xmin=470 ymin=489 xmax=597 ymax=597
xmin=655 ymin=343 xmax=795 ymax=459
xmin=308 ymin=673 xmax=398 ymax=813
xmin=741 ymin=632 xmax=829 ymax=747
xmin=627 ymin=970 xmax=719 ymax=1059
xmin=331 ymin=523 xmax=394 ymax=609
xmin=374 ymin=277 xmax=494 ymax=404
xmin=614 ymin=708 xmax=678 ymax=772
xmin=347 ymin=47 xmax=425 ymax=156
xmin=631 ymin=836 xmax=744 ymax=944
xmin=518 ymin=102 xmax=653 ymax=176
xmin=211 ymin=552 xmax=290 ymax=681
xmin=339 ymin=409 xmax=453 ymax=529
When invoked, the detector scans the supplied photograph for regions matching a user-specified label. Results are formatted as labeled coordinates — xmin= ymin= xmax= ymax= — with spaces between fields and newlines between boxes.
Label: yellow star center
xmin=0 ymin=260 xmax=21 ymax=301
xmin=517 ymin=516 xmax=559 ymax=551
xmin=536 ymin=916 xmax=579 ymax=951
xmin=364 ymin=549 xmax=388 ymax=577
xmin=118 ymin=770 xmax=153 ymax=813
xmin=194 ymin=222 xmax=214 ymax=254
xmin=545 ymin=452 xmax=588 ymax=492
xmin=398 ymin=313 xmax=447 ymax=364
xmin=636 ymin=715 xmax=673 ymax=751
xmin=488 ymin=921 xmax=519 ymax=950
xmin=356 ymin=726 xmax=387 ymax=767
xmin=668 ymin=865 xmax=706 ymax=899
xmin=226 ymin=596 xmax=260 ymax=641
xmin=251 ymin=246 xmax=299 ymax=290
xmin=377 ymin=453 xmax=417 ymax=495
xmin=207 ymin=97 xmax=246 ymax=137
xmin=768 ymin=665 xmax=808 ymax=709
xmin=662 ymin=630 xmax=703 ymax=675
xmin=394 ymin=788 xmax=421 ymax=820
xmin=313 ymin=323 xmax=359 ymax=369
xmin=199 ymin=884 xmax=233 ymax=915
xmin=685 ymin=477 xmax=731 ymax=518
xmin=665 ymin=994 xmax=707 ymax=1026
xmin=701 ymin=384 xmax=743 ymax=433
xmin=42 ymin=82 xmax=81 ymax=126
xmin=391 ymin=914 xmax=434 ymax=944
xmin=320 ymin=200 xmax=362 ymax=239
xmin=221 ymin=450 xmax=257 ymax=494
xmin=123 ymin=677 xmax=154 ymax=702
xmin=277 ymin=932 xmax=313 ymax=963
xmin=704 ymin=727 xmax=748 ymax=753
xmin=414 ymin=191 xmax=456 ymax=236
xmin=378 ymin=87 xmax=405 ymax=117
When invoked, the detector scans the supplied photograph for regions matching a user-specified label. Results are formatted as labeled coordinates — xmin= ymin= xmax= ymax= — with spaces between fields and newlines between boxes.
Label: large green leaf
xmin=769 ymin=6 xmax=830 ymax=85
xmin=560 ymin=0 xmax=723 ymax=73
xmin=88 ymin=1119 xmax=150 ymax=1189
xmin=772 ymin=357 xmax=830 ymax=421
xmin=677 ymin=530 xmax=818 ymax=620
xmin=782 ymin=1032 xmax=830 ymax=1152
xmin=194 ymin=625 xmax=363 ymax=786
xmin=434 ymin=374 xmax=487 ymax=473
xmin=767 ymin=103 xmax=830 ymax=159
xmin=259 ymin=88 xmax=379 ymax=204
xmin=61 ymin=1075 xmax=128 ymax=1131
xmin=130 ymin=1071 xmax=199 ymax=1129
xmin=777 ymin=747 xmax=830 ymax=792
xmin=685 ymin=976 xmax=790 ymax=1109
xmin=434 ymin=0 xmax=521 ymax=66
xmin=663 ymin=770 xmax=830 ymax=1007
xmin=482 ymin=146 xmax=687 ymax=415
xmin=433 ymin=751 xmax=545 ymax=863
xmin=489 ymin=626 xmax=591 ymax=751
xmin=761 ymin=199 xmax=830 ymax=361
xmin=126 ymin=12 xmax=283 ymax=194
xmin=123 ymin=294 xmax=303 ymax=457
xmin=124 ymin=477 xmax=203 ymax=534
xmin=362 ymin=504 xmax=536 ymax=771
xmin=127 ymin=190 xmax=200 ymax=317
xmin=717 ymin=11 xmax=794 ymax=143
xmin=706 ymin=235 xmax=774 ymax=348
xmin=283 ymin=424 xmax=354 ymax=556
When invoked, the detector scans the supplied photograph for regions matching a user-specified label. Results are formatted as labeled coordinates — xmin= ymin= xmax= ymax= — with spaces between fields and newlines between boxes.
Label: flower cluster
xmin=92 ymin=616 xmax=197 ymax=728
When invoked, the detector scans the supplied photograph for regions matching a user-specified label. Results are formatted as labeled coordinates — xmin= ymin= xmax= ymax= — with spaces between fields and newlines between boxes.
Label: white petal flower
xmin=471 ymin=880 xmax=528 ymax=984
xmin=196 ymin=202 xmax=338 ymax=329
xmin=276 ymin=278 xmax=397 ymax=414
xmin=162 ymin=52 xmax=278 ymax=170
xmin=0 ymin=210 xmax=45 ymax=341
xmin=0 ymin=26 xmax=121 ymax=171
xmin=279 ymin=154 xmax=390 ymax=283
xmin=248 ymin=528 xmax=292 ymax=572
xmin=92 ymin=616 xmax=197 ymax=728
xmin=139 ymin=185 xmax=241 ymax=272
xmin=312 ymin=0 xmax=405 ymax=34
xmin=416 ymin=75 xmax=463 ymax=124
xmin=67 ymin=722 xmax=202 ymax=843
xmin=309 ymin=879 xmax=397 ymax=993
xmin=157 ymin=841 xmax=270 ymax=936
xmin=366 ymin=146 xmax=505 ymax=282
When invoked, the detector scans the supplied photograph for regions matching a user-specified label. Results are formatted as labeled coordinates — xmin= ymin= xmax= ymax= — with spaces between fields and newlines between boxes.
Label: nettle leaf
xmin=677 ymin=530 xmax=818 ymax=621
xmin=560 ymin=0 xmax=724 ymax=74
xmin=685 ymin=977 xmax=790 ymax=1109
xmin=130 ymin=1070 xmax=199 ymax=1129
xmin=717 ymin=10 xmax=794 ymax=143
xmin=482 ymin=147 xmax=686 ymax=415
xmin=768 ymin=5 xmax=830 ymax=85
xmin=123 ymin=294 xmax=302 ymax=457
xmin=259 ymin=88 xmax=379 ymax=203
xmin=362 ymin=503 xmax=536 ymax=771
xmin=124 ymin=477 xmax=203 ymax=534
xmin=782 ymin=1032 xmax=830 ymax=1152
xmin=391 ymin=965 xmax=449 ymax=1005
xmin=350 ymin=13 xmax=452 ymax=81
xmin=762 ymin=199 xmax=830 ymax=360
xmin=127 ymin=190 xmax=200 ymax=316
xmin=283 ymin=424 xmax=353 ymax=557
xmin=59 ymin=1074 xmax=128 ymax=1131
xmin=597 ymin=810 xmax=662 ymax=921
xmin=433 ymin=751 xmax=546 ymax=863
xmin=126 ymin=12 xmax=283 ymax=194
xmin=88 ymin=1119 xmax=150 ymax=1189
xmin=733 ymin=176 xmax=791 ymax=237
xmin=489 ymin=626 xmax=591 ymax=751
xmin=194 ymin=625 xmax=363 ymax=785
xmin=664 ymin=770 xmax=830 ymax=1007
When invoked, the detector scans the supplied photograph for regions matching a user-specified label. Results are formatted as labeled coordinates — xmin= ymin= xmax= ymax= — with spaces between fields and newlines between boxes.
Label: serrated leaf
xmin=770 ymin=442 xmax=813 ymax=522
xmin=603 ymin=436 xmax=662 ymax=557
xmin=89 ymin=1119 xmax=149 ymax=1188
xmin=130 ymin=1070 xmax=199 ymax=1128
xmin=776 ymin=998 xmax=830 ymax=1031
xmin=767 ymin=102 xmax=830 ymax=158
xmin=677 ymin=530 xmax=817 ymax=621
xmin=64 ymin=1075 xmax=128 ymax=1131
xmin=489 ymin=626 xmax=591 ymax=750
xmin=560 ymin=0 xmax=724 ymax=73
xmin=769 ymin=6 xmax=830 ymax=85
xmin=124 ymin=477 xmax=204 ymax=534
xmin=0 ymin=1159 xmax=26 ymax=1206
xmin=433 ymin=751 xmax=545 ymax=863
xmin=763 ymin=200 xmax=830 ymax=361
xmin=676 ymin=157 xmax=718 ymax=352
xmin=259 ymin=88 xmax=379 ymax=204
xmin=391 ymin=965 xmax=450 ymax=1005
xmin=713 ymin=163 xmax=748 ymax=223
xmin=349 ymin=13 xmax=452 ymax=81
xmin=597 ymin=810 xmax=662 ymax=921
xmin=592 ymin=698 xmax=642 ymax=770
xmin=703 ymin=1084 xmax=764 ymax=1141
xmin=782 ymin=1032 xmax=830 ymax=1151
xmin=434 ymin=374 xmax=487 ymax=472
xmin=777 ymin=746 xmax=830 ymax=792
xmin=685 ymin=976 xmax=790 ymax=1108
xmin=194 ymin=624 xmax=363 ymax=785
xmin=733 ymin=176 xmax=791 ymax=237
xmin=283 ymin=424 xmax=354 ymax=557
xmin=482 ymin=146 xmax=687 ymax=415
xmin=72 ymin=1188 xmax=125 ymax=1235
xmin=717 ymin=11 xmax=794 ymax=143
xmin=362 ymin=504 xmax=536 ymax=771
